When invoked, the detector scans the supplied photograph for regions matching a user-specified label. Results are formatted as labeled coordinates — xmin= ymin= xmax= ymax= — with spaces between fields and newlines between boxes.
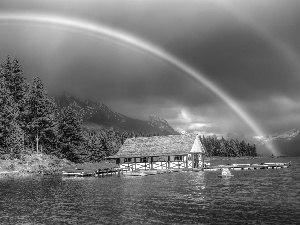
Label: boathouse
xmin=107 ymin=134 xmax=205 ymax=171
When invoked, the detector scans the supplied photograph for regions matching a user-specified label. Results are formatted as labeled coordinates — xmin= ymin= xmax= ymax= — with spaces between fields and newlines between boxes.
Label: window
xmin=174 ymin=156 xmax=183 ymax=161
xmin=159 ymin=156 xmax=168 ymax=161
xmin=152 ymin=157 xmax=159 ymax=162
xmin=135 ymin=158 xmax=141 ymax=163
xmin=124 ymin=158 xmax=132 ymax=163
xmin=141 ymin=157 xmax=147 ymax=162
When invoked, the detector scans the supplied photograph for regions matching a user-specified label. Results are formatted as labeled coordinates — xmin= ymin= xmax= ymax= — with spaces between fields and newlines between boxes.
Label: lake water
xmin=1 ymin=157 xmax=300 ymax=224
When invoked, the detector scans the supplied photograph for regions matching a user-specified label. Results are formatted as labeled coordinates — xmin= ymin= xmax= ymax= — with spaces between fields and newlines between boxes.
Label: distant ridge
xmin=55 ymin=93 xmax=179 ymax=135
xmin=256 ymin=128 xmax=300 ymax=156
xmin=225 ymin=129 xmax=300 ymax=156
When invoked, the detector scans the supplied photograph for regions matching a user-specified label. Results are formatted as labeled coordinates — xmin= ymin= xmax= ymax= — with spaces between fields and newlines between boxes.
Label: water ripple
xmin=1 ymin=157 xmax=300 ymax=224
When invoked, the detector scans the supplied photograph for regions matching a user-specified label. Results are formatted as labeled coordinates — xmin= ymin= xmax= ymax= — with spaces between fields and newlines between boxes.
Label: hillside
xmin=55 ymin=93 xmax=179 ymax=135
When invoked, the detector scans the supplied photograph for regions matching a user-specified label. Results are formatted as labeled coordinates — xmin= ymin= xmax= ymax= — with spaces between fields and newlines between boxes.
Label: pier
xmin=61 ymin=162 xmax=121 ymax=177
xmin=61 ymin=161 xmax=291 ymax=177
xmin=203 ymin=162 xmax=291 ymax=171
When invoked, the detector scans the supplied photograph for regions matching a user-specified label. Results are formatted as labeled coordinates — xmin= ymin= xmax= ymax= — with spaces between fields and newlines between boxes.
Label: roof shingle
xmin=109 ymin=134 xmax=205 ymax=158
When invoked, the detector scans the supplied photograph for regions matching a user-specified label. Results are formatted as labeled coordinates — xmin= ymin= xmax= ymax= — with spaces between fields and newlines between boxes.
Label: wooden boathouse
xmin=107 ymin=134 xmax=206 ymax=171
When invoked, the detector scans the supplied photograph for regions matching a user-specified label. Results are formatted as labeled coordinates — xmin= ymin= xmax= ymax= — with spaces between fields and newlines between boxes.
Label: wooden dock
xmin=203 ymin=162 xmax=291 ymax=171
xmin=61 ymin=161 xmax=291 ymax=177
xmin=61 ymin=162 xmax=120 ymax=177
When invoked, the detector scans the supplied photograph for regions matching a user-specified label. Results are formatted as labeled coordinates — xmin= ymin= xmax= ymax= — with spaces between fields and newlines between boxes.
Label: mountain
xmin=256 ymin=129 xmax=300 ymax=156
xmin=225 ymin=129 xmax=300 ymax=156
xmin=55 ymin=93 xmax=179 ymax=135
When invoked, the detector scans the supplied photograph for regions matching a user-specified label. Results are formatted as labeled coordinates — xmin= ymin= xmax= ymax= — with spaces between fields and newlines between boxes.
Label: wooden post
xmin=168 ymin=156 xmax=170 ymax=169
xmin=134 ymin=158 xmax=136 ymax=171
xmin=185 ymin=154 xmax=188 ymax=168
xmin=151 ymin=157 xmax=153 ymax=170
xmin=36 ymin=131 xmax=39 ymax=154
xmin=191 ymin=154 xmax=194 ymax=169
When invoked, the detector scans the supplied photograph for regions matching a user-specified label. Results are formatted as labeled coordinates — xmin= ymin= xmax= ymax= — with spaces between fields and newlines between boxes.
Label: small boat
xmin=123 ymin=171 xmax=148 ymax=176
xmin=218 ymin=168 xmax=234 ymax=178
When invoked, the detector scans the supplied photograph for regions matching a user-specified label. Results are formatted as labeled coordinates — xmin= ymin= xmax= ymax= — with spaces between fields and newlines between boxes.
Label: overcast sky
xmin=0 ymin=0 xmax=300 ymax=137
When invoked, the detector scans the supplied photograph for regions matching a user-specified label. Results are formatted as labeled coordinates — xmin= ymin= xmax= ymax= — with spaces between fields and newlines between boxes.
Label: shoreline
xmin=1 ymin=154 xmax=295 ymax=178
xmin=0 ymin=153 xmax=73 ymax=178
xmin=0 ymin=154 xmax=118 ymax=178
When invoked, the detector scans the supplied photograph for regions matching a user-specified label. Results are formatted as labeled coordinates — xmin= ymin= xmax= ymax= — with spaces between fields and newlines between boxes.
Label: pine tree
xmin=0 ymin=55 xmax=12 ymax=80
xmin=1 ymin=57 xmax=28 ymax=103
xmin=0 ymin=77 xmax=24 ymax=158
xmin=81 ymin=130 xmax=108 ymax=162
xmin=57 ymin=105 xmax=83 ymax=161
xmin=26 ymin=76 xmax=57 ymax=153
xmin=239 ymin=140 xmax=247 ymax=156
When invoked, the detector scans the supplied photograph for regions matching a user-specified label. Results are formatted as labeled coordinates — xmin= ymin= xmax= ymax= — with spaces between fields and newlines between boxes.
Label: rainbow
xmin=212 ymin=0 xmax=300 ymax=76
xmin=0 ymin=12 xmax=278 ymax=154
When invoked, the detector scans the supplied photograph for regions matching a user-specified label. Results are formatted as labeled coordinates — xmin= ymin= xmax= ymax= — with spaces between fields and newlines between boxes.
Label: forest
xmin=201 ymin=135 xmax=257 ymax=157
xmin=0 ymin=56 xmax=256 ymax=163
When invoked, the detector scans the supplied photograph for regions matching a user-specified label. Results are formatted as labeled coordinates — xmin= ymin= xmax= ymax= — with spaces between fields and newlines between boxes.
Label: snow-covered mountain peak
xmin=265 ymin=128 xmax=300 ymax=142
xmin=55 ymin=94 xmax=178 ymax=135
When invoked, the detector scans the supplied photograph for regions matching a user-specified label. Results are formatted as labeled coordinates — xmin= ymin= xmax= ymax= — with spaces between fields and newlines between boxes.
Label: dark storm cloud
xmin=0 ymin=0 xmax=300 ymax=136
xmin=162 ymin=11 xmax=300 ymax=101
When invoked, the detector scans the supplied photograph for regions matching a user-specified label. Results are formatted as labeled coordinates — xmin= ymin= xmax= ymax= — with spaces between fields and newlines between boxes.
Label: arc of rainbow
xmin=0 ymin=12 xmax=277 ymax=154
xmin=212 ymin=0 xmax=300 ymax=77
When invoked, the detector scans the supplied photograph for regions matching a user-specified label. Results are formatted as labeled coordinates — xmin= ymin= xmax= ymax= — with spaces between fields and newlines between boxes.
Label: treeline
xmin=0 ymin=56 xmax=154 ymax=162
xmin=200 ymin=136 xmax=257 ymax=157
xmin=0 ymin=56 xmax=257 ymax=162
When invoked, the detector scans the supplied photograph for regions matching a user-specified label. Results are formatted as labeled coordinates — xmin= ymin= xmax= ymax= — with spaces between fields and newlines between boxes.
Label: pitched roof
xmin=190 ymin=135 xmax=205 ymax=153
xmin=108 ymin=134 xmax=205 ymax=158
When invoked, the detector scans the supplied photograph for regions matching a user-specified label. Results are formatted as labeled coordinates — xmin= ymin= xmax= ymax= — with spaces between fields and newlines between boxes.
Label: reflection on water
xmin=1 ymin=157 xmax=300 ymax=224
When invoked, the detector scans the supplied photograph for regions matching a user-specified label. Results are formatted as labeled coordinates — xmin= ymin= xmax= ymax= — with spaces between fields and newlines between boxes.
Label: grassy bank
xmin=0 ymin=153 xmax=74 ymax=177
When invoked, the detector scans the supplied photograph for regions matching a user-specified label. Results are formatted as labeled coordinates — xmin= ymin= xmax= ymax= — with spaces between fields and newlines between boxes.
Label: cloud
xmin=0 ymin=0 xmax=299 ymax=138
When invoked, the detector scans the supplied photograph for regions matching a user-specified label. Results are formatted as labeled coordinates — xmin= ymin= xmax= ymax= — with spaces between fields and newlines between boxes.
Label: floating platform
xmin=218 ymin=174 xmax=234 ymax=178
xmin=62 ymin=168 xmax=94 ymax=177
xmin=61 ymin=163 xmax=120 ymax=177
xmin=123 ymin=171 xmax=148 ymax=176
xmin=169 ymin=169 xmax=182 ymax=172
xmin=143 ymin=170 xmax=158 ymax=175
xmin=204 ymin=162 xmax=291 ymax=171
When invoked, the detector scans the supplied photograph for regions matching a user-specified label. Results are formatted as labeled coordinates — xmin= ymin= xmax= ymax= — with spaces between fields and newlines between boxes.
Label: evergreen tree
xmin=26 ymin=76 xmax=57 ymax=153
xmin=57 ymin=105 xmax=83 ymax=161
xmin=1 ymin=57 xmax=28 ymax=103
xmin=105 ymin=130 xmax=122 ymax=156
xmin=82 ymin=130 xmax=108 ymax=162
xmin=239 ymin=140 xmax=247 ymax=156
xmin=0 ymin=55 xmax=12 ymax=80
xmin=200 ymin=135 xmax=257 ymax=157
xmin=0 ymin=77 xmax=24 ymax=158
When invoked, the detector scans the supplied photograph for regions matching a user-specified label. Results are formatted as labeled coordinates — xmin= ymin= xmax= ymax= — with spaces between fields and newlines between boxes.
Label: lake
xmin=1 ymin=157 xmax=300 ymax=224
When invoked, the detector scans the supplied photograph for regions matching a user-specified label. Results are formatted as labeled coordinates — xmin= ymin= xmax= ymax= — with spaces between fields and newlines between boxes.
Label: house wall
xmin=118 ymin=155 xmax=189 ymax=170
xmin=187 ymin=153 xmax=204 ymax=168
xmin=118 ymin=154 xmax=204 ymax=171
